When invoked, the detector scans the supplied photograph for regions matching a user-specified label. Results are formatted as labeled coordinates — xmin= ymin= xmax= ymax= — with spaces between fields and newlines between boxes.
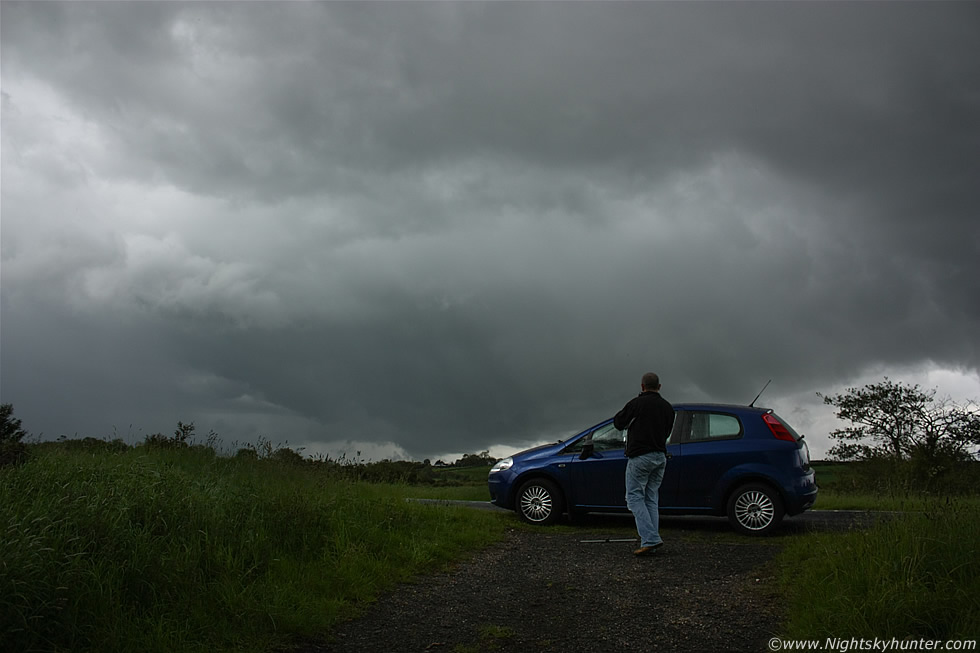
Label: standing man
xmin=613 ymin=372 xmax=675 ymax=556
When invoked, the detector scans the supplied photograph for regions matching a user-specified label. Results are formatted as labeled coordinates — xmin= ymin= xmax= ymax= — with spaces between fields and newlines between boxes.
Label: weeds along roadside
xmin=0 ymin=446 xmax=510 ymax=653
xmin=777 ymin=498 xmax=980 ymax=641
xmin=780 ymin=462 xmax=980 ymax=640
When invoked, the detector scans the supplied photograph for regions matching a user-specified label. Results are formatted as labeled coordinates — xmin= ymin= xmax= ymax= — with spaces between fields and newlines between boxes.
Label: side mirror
xmin=578 ymin=443 xmax=595 ymax=460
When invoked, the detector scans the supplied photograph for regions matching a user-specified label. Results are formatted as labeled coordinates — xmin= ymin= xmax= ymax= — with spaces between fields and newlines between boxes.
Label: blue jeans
xmin=625 ymin=451 xmax=667 ymax=547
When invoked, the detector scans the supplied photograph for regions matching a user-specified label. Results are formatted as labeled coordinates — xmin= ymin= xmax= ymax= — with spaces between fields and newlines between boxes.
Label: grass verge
xmin=0 ymin=447 xmax=510 ymax=653
xmin=777 ymin=499 xmax=980 ymax=640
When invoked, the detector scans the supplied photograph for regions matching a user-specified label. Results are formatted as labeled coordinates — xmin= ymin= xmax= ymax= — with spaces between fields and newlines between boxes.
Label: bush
xmin=143 ymin=421 xmax=212 ymax=450
xmin=268 ymin=447 xmax=305 ymax=466
xmin=0 ymin=404 xmax=29 ymax=468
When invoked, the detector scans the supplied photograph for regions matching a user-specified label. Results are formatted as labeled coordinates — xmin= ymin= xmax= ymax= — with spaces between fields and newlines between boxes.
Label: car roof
xmin=670 ymin=402 xmax=770 ymax=414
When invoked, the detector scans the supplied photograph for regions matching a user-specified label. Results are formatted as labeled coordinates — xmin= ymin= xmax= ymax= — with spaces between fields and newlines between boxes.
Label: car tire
xmin=516 ymin=478 xmax=563 ymax=525
xmin=726 ymin=483 xmax=784 ymax=536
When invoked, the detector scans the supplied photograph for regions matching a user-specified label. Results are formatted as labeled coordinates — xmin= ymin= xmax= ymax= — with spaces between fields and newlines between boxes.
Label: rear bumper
xmin=784 ymin=470 xmax=818 ymax=516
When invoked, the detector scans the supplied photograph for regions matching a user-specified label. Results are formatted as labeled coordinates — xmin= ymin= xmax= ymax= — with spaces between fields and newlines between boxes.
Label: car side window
xmin=590 ymin=422 xmax=626 ymax=451
xmin=687 ymin=412 xmax=742 ymax=442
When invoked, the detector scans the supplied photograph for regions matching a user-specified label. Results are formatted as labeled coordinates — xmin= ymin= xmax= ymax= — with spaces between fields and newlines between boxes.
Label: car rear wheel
xmin=516 ymin=478 xmax=563 ymax=525
xmin=727 ymin=483 xmax=784 ymax=536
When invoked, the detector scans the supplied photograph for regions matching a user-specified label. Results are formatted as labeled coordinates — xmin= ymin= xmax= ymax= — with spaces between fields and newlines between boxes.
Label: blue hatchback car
xmin=488 ymin=403 xmax=817 ymax=535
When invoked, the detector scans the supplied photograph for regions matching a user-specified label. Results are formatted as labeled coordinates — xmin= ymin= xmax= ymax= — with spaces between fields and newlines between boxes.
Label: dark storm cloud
xmin=2 ymin=1 xmax=978 ymax=458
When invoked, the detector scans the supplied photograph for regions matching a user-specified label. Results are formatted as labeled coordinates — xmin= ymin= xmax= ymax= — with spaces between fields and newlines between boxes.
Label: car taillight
xmin=762 ymin=414 xmax=797 ymax=442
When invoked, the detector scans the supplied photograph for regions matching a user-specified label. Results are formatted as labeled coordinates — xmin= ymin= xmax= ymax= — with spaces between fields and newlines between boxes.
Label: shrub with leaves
xmin=143 ymin=421 xmax=196 ymax=448
xmin=0 ymin=404 xmax=29 ymax=468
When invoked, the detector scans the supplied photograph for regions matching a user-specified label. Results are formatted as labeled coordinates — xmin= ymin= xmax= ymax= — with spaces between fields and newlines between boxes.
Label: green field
xmin=2 ymin=449 xmax=977 ymax=652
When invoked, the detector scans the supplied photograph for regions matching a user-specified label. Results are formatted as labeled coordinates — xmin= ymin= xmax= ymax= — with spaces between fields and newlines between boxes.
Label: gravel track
xmin=279 ymin=511 xmax=880 ymax=653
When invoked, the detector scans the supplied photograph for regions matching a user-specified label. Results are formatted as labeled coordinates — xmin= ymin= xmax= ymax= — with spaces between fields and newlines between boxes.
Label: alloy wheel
xmin=519 ymin=485 xmax=553 ymax=523
xmin=733 ymin=489 xmax=776 ymax=531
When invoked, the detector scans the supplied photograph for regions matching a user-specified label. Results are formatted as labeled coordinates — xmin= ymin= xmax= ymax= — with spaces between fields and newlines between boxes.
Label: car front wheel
xmin=516 ymin=478 xmax=563 ymax=525
xmin=726 ymin=483 xmax=784 ymax=536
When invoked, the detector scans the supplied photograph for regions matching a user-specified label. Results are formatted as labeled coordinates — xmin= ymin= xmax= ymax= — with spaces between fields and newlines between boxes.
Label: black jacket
xmin=613 ymin=390 xmax=675 ymax=458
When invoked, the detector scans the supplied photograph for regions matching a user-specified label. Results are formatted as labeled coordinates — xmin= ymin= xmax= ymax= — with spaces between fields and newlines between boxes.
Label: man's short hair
xmin=641 ymin=372 xmax=661 ymax=391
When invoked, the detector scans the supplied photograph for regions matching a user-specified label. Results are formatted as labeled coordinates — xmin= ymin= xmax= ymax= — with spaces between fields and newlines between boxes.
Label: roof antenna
xmin=749 ymin=379 xmax=771 ymax=407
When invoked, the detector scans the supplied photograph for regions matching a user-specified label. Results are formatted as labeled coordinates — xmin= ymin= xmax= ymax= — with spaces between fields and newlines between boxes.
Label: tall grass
xmin=778 ymin=500 xmax=980 ymax=639
xmin=0 ymin=447 xmax=509 ymax=653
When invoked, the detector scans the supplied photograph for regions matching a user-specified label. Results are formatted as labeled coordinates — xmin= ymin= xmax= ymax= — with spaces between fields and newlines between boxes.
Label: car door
xmin=567 ymin=416 xmax=684 ymax=510
xmin=658 ymin=417 xmax=683 ymax=508
xmin=567 ymin=422 xmax=628 ymax=509
xmin=670 ymin=410 xmax=744 ymax=508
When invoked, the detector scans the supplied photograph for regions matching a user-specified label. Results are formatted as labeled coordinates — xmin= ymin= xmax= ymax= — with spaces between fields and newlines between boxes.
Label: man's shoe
xmin=633 ymin=543 xmax=664 ymax=556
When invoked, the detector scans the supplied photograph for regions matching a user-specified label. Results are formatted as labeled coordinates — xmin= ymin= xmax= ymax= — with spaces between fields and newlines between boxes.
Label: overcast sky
xmin=2 ymin=1 xmax=978 ymax=462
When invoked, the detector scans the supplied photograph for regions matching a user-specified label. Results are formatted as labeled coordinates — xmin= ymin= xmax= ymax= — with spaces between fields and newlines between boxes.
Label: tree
xmin=819 ymin=378 xmax=980 ymax=463
xmin=0 ymin=403 xmax=30 ymax=467
xmin=453 ymin=450 xmax=497 ymax=467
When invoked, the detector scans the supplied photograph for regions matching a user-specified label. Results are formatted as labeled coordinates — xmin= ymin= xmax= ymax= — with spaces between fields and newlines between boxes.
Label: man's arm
xmin=663 ymin=402 xmax=676 ymax=438
xmin=613 ymin=399 xmax=635 ymax=431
